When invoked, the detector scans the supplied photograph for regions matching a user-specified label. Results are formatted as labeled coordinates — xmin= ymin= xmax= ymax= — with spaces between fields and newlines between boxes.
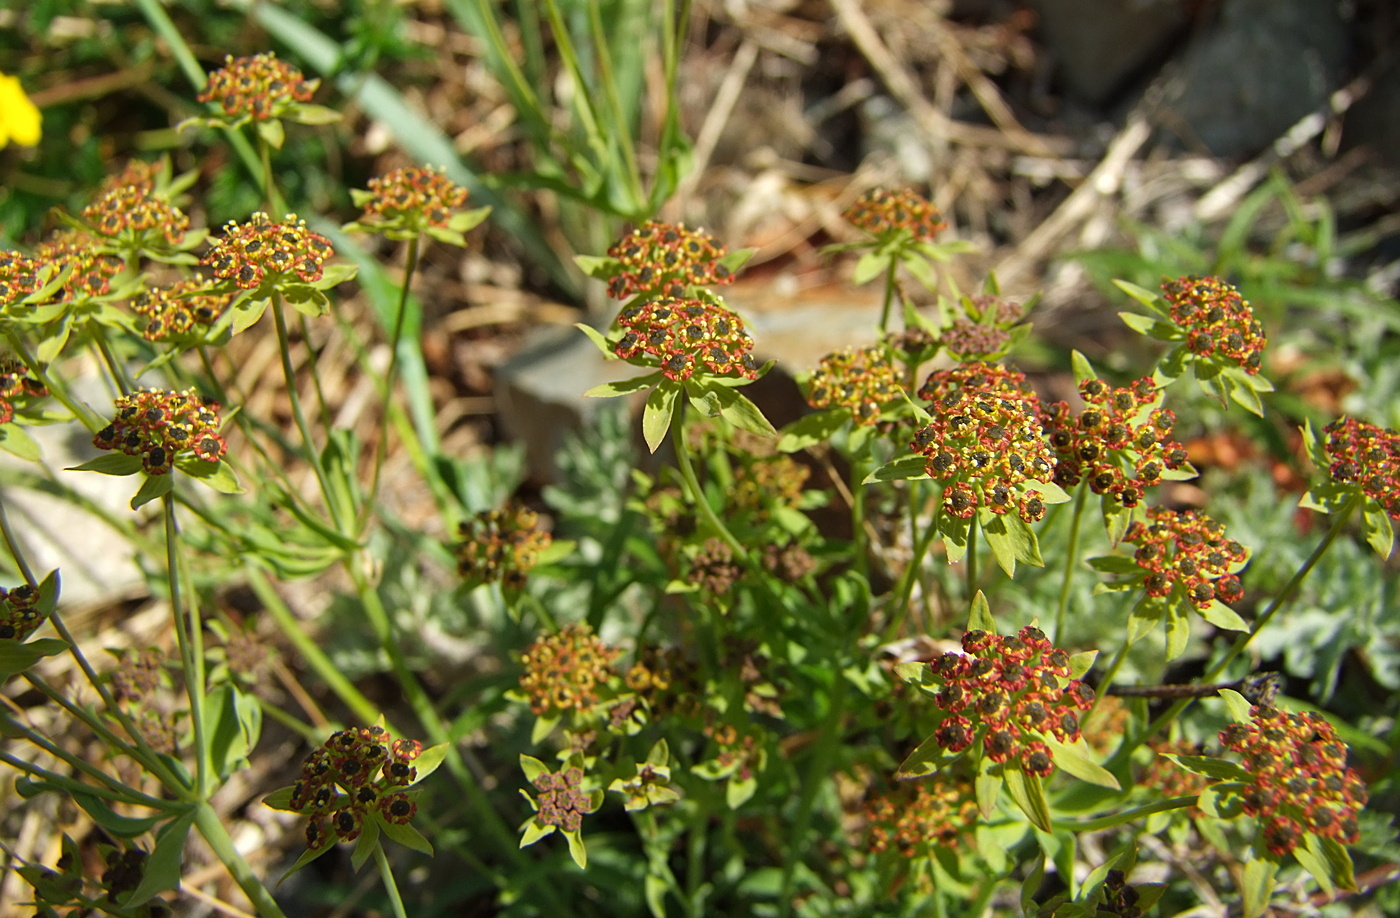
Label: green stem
xmin=2 ymin=704 xmax=172 ymax=806
xmin=165 ymin=493 xmax=211 ymax=799
xmin=299 ymin=312 xmax=336 ymax=434
xmin=270 ymin=293 xmax=342 ymax=529
xmin=258 ymin=137 xmax=288 ymax=219
xmin=1059 ymin=796 xmax=1198 ymax=833
xmin=374 ymin=843 xmax=410 ymax=918
xmin=1126 ymin=494 xmax=1361 ymax=757
xmin=585 ymin=0 xmax=645 ymax=209
xmin=1053 ymin=482 xmax=1088 ymax=643
xmin=1085 ymin=640 xmax=1129 ymax=725
xmin=361 ymin=234 xmax=421 ymax=528
xmin=92 ymin=326 xmax=132 ymax=396
xmin=0 ymin=747 xmax=177 ymax=810
xmin=878 ymin=258 xmax=899 ymax=332
xmin=193 ymin=801 xmax=288 ymax=918
xmin=4 ymin=331 xmax=103 ymax=431
xmin=0 ymin=488 xmax=37 ymax=585
xmin=670 ymin=400 xmax=746 ymax=559
xmin=887 ymin=495 xmax=942 ymax=641
xmin=966 ymin=513 xmax=979 ymax=600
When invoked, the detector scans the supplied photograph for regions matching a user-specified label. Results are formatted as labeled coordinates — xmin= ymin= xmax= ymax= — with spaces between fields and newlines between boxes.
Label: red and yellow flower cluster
xmin=197 ymin=52 xmax=318 ymax=122
xmin=519 ymin=622 xmax=622 ymax=716
xmin=356 ymin=165 xmax=469 ymax=232
xmin=1042 ymin=376 xmax=1189 ymax=508
xmin=1219 ymin=704 xmax=1366 ymax=856
xmin=81 ymin=184 xmax=190 ymax=250
xmin=614 ymin=296 xmax=758 ymax=382
xmin=202 ymin=212 xmax=333 ymax=290
xmin=844 ymin=188 xmax=947 ymax=242
xmin=913 ymin=363 xmax=1055 ymax=521
xmin=604 ymin=221 xmax=733 ymax=300
xmin=93 ymin=389 xmax=226 ymax=475
xmin=291 ymin=726 xmax=423 ymax=848
xmin=1123 ymin=509 xmax=1247 ymax=608
xmin=0 ymin=582 xmax=43 ymax=642
xmin=130 ymin=279 xmax=234 ymax=342
xmin=1160 ymin=276 xmax=1266 ymax=374
xmin=0 ymin=251 xmax=41 ymax=308
xmin=865 ymin=774 xmax=979 ymax=855
xmin=453 ymin=505 xmax=551 ymax=591
xmin=0 ymin=357 xmax=45 ymax=426
xmin=1323 ymin=417 xmax=1400 ymax=519
xmin=922 ymin=625 xmax=1095 ymax=777
xmin=33 ymin=230 xmax=122 ymax=301
xmin=805 ymin=345 xmax=901 ymax=425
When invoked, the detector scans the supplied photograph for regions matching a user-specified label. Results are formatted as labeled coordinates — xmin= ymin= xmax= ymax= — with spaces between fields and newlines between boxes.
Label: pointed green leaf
xmin=263 ymin=786 xmax=299 ymax=812
xmin=1070 ymin=350 xmax=1097 ymax=384
xmin=975 ymin=761 xmax=1001 ymax=819
xmin=256 ymin=118 xmax=285 ymax=149
xmin=583 ymin=372 xmax=662 ymax=399
xmin=864 ymin=455 xmax=929 ymax=484
xmin=378 ymin=814 xmax=434 ymax=856
xmin=1043 ymin=736 xmax=1119 ymax=789
xmin=776 ymin=410 xmax=849 ymax=453
xmin=1218 ymin=688 xmax=1255 ymax=723
xmin=1067 ymin=650 xmax=1098 ymax=681
xmin=123 ymin=812 xmax=194 ymax=907
xmin=1197 ymin=599 xmax=1248 ymax=632
xmin=130 ymin=472 xmax=174 ymax=510
xmin=1362 ymin=502 xmax=1394 ymax=559
xmin=1241 ymin=857 xmax=1278 ymax=918
xmin=0 ymin=638 xmax=70 ymax=679
xmin=520 ymin=754 xmax=550 ymax=783
xmin=565 ymin=827 xmax=588 ymax=868
xmin=1003 ymin=767 xmax=1052 ymax=832
xmin=0 ymin=424 xmax=42 ymax=461
xmin=967 ymin=590 xmax=996 ymax=632
xmin=406 ymin=742 xmax=448 ymax=786
xmin=896 ymin=731 xmax=956 ymax=779
xmin=1160 ymin=753 xmax=1251 ymax=783
xmin=68 ymin=453 xmax=144 ymax=476
xmin=350 ymin=817 xmax=381 ymax=871
xmin=519 ymin=819 xmax=553 ymax=847
xmin=574 ymin=255 xmax=621 ymax=280
xmin=852 ymin=251 xmax=891 ymax=286
xmin=642 ymin=383 xmax=680 ymax=453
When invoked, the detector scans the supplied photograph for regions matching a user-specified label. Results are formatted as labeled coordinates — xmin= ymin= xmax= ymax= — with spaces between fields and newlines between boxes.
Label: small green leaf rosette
xmin=606 ymin=739 xmax=682 ymax=812
xmin=1114 ymin=279 xmax=1274 ymax=417
xmin=1298 ymin=418 xmax=1397 ymax=559
xmin=0 ymin=570 xmax=68 ymax=679
xmin=577 ymin=290 xmax=775 ymax=454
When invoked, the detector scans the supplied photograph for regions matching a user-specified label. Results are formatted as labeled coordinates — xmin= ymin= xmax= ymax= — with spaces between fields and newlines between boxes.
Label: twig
xmin=677 ymin=37 xmax=760 ymax=205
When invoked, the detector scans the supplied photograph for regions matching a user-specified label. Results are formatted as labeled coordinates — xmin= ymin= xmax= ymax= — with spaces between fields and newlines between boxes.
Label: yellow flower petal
xmin=0 ymin=73 xmax=42 ymax=149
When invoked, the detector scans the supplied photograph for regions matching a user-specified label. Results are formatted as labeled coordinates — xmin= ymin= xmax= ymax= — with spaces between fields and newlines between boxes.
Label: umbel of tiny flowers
xmin=863 ymin=771 xmax=980 ymax=861
xmin=0 ymin=571 xmax=66 ymax=675
xmin=1115 ymin=275 xmax=1274 ymax=416
xmin=264 ymin=725 xmax=444 ymax=876
xmin=1091 ymin=507 xmax=1251 ymax=660
xmin=183 ymin=52 xmax=340 ymax=149
xmin=1165 ymin=690 xmax=1366 ymax=906
xmin=1300 ymin=416 xmax=1400 ymax=559
xmin=129 ymin=279 xmax=235 ymax=344
xmin=514 ymin=622 xmax=623 ymax=742
xmin=894 ymin=597 xmax=1115 ymax=832
xmin=803 ymin=344 xmax=902 ymax=427
xmin=608 ymin=739 xmax=682 ymax=812
xmin=72 ymin=389 xmax=241 ymax=510
xmin=452 ymin=504 xmax=559 ymax=592
xmin=519 ymin=754 xmax=604 ymax=868
xmin=827 ymin=188 xmax=975 ymax=331
xmin=883 ymin=362 xmax=1069 ymax=574
xmin=0 ymin=72 xmax=41 ymax=149
xmin=577 ymin=221 xmax=748 ymax=302
xmin=579 ymin=292 xmax=776 ymax=453
xmin=201 ymin=212 xmax=356 ymax=330
xmin=75 ymin=181 xmax=202 ymax=264
xmin=0 ymin=355 xmax=49 ymax=462
xmin=345 ymin=165 xmax=491 ymax=244
xmin=1042 ymin=352 xmax=1195 ymax=542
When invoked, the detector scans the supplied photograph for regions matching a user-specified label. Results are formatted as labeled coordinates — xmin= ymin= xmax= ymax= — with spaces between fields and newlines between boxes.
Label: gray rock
xmin=1158 ymin=0 xmax=1347 ymax=156
xmin=1343 ymin=58 xmax=1400 ymax=169
xmin=1033 ymin=0 xmax=1186 ymax=105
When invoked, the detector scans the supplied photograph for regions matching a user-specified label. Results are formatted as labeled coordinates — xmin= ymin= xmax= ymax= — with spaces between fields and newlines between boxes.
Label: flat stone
xmin=1033 ymin=0 xmax=1186 ymax=106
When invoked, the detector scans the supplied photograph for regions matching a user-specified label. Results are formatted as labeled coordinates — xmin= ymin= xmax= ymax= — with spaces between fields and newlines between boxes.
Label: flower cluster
xmin=865 ymin=775 xmax=979 ymax=855
xmin=1042 ymin=376 xmax=1189 ymax=507
xmin=454 ymin=505 xmax=552 ymax=590
xmin=81 ymin=184 xmax=190 ymax=250
xmin=33 ymin=230 xmax=122 ymax=301
xmin=1160 ymin=276 xmax=1266 ymax=374
xmin=913 ymin=363 xmax=1055 ymax=521
xmin=93 ymin=389 xmax=226 ymax=475
xmin=197 ymin=52 xmax=318 ymax=122
xmin=354 ymin=166 xmax=469 ymax=234
xmin=1219 ymin=705 xmax=1366 ymax=856
xmin=1140 ymin=740 xmax=1212 ymax=803
xmin=689 ymin=538 xmax=742 ymax=595
xmin=1122 ymin=509 xmax=1248 ymax=609
xmin=129 ymin=279 xmax=234 ymax=342
xmin=1323 ymin=417 xmax=1400 ymax=519
xmin=291 ymin=726 xmax=424 ymax=848
xmin=604 ymin=222 xmax=733 ymax=300
xmin=532 ymin=766 xmax=592 ymax=833
xmin=941 ymin=320 xmax=1011 ymax=361
xmin=519 ymin=622 xmax=622 ymax=716
xmin=804 ymin=345 xmax=901 ymax=425
xmin=0 ymin=583 xmax=43 ymax=641
xmin=203 ymin=212 xmax=333 ymax=290
xmin=614 ymin=296 xmax=758 ymax=382
xmin=0 ymin=357 xmax=45 ymax=425
xmin=101 ymin=159 xmax=161 ymax=195
xmin=921 ymin=626 xmax=1095 ymax=777
xmin=844 ymin=188 xmax=947 ymax=242
xmin=0 ymin=250 xmax=41 ymax=308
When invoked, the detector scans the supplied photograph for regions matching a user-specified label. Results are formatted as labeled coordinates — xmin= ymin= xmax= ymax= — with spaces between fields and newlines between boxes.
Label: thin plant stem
xmin=165 ymin=492 xmax=211 ymax=799
xmin=670 ymin=400 xmax=745 ymax=559
xmin=878 ymin=258 xmax=899 ymax=332
xmin=4 ymin=331 xmax=103 ymax=431
xmin=966 ymin=513 xmax=979 ymax=600
xmin=362 ymin=234 xmax=421 ymax=526
xmin=374 ymin=843 xmax=410 ymax=918
xmin=258 ymin=136 xmax=288 ymax=218
xmin=1122 ymin=494 xmax=1361 ymax=759
xmin=1085 ymin=640 xmax=1129 ymax=725
xmin=298 ymin=312 xmax=335 ymax=434
xmin=0 ymin=489 xmax=37 ymax=585
xmin=1053 ymin=482 xmax=1088 ymax=643
xmin=91 ymin=326 xmax=132 ymax=396
xmin=887 ymin=495 xmax=942 ymax=641
xmin=270 ymin=293 xmax=342 ymax=528
xmin=193 ymin=802 xmax=289 ymax=918
xmin=0 ymin=747 xmax=176 ymax=810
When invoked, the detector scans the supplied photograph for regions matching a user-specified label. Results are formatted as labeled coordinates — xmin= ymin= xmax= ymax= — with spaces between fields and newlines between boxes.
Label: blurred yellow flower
xmin=0 ymin=73 xmax=42 ymax=148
